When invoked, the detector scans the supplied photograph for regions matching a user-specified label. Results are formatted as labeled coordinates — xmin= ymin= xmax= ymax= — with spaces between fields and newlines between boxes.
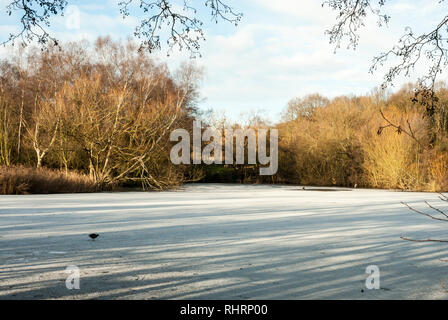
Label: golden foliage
xmin=276 ymin=90 xmax=448 ymax=192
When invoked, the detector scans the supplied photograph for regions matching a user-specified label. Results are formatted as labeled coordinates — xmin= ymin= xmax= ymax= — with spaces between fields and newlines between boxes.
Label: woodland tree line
xmin=2 ymin=38 xmax=448 ymax=194
xmin=0 ymin=37 xmax=203 ymax=192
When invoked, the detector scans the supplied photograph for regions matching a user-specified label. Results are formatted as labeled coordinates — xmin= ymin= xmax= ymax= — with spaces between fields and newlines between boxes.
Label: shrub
xmin=0 ymin=165 xmax=99 ymax=194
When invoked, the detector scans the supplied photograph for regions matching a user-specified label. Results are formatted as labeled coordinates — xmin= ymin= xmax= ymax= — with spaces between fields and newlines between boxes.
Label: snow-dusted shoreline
xmin=1 ymin=184 xmax=448 ymax=299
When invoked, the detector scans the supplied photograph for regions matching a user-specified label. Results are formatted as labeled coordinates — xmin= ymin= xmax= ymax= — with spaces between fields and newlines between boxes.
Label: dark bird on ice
xmin=89 ymin=233 xmax=99 ymax=240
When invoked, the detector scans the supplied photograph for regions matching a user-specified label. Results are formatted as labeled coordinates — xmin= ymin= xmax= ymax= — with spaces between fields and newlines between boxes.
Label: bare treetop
xmin=4 ymin=0 xmax=68 ymax=46
xmin=324 ymin=0 xmax=448 ymax=91
xmin=3 ymin=0 xmax=448 ymax=94
xmin=323 ymin=0 xmax=389 ymax=50
xmin=2 ymin=0 xmax=242 ymax=57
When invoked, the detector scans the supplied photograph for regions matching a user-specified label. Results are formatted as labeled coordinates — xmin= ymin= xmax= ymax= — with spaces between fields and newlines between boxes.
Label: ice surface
xmin=1 ymin=184 xmax=448 ymax=299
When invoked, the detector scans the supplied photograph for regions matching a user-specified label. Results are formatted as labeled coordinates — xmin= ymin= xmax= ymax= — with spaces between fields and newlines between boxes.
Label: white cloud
xmin=189 ymin=0 xmax=448 ymax=120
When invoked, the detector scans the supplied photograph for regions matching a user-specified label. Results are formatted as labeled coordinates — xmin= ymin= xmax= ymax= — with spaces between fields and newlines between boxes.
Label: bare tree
xmin=282 ymin=94 xmax=329 ymax=121
xmin=4 ymin=0 xmax=446 ymax=88
xmin=50 ymin=39 xmax=202 ymax=189
xmin=27 ymin=89 xmax=61 ymax=168
xmin=0 ymin=86 xmax=14 ymax=166
xmin=323 ymin=0 xmax=448 ymax=92
xmin=2 ymin=0 xmax=242 ymax=57
xmin=401 ymin=194 xmax=448 ymax=243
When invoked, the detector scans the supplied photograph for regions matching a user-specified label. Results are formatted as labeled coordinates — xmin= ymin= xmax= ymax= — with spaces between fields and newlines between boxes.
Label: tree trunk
xmin=17 ymin=89 xmax=24 ymax=159
xmin=36 ymin=152 xmax=43 ymax=168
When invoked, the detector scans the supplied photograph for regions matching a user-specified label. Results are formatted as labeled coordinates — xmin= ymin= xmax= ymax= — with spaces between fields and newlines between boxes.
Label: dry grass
xmin=0 ymin=165 xmax=99 ymax=194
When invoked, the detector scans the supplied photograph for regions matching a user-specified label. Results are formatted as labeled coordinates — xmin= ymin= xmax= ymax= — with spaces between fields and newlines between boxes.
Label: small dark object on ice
xmin=89 ymin=233 xmax=99 ymax=240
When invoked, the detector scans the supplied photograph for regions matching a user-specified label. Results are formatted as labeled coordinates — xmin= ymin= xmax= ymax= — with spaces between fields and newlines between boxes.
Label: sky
xmin=0 ymin=0 xmax=446 ymax=121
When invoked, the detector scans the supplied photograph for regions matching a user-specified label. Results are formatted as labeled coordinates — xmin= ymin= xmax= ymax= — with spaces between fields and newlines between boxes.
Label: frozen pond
xmin=1 ymin=184 xmax=448 ymax=299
